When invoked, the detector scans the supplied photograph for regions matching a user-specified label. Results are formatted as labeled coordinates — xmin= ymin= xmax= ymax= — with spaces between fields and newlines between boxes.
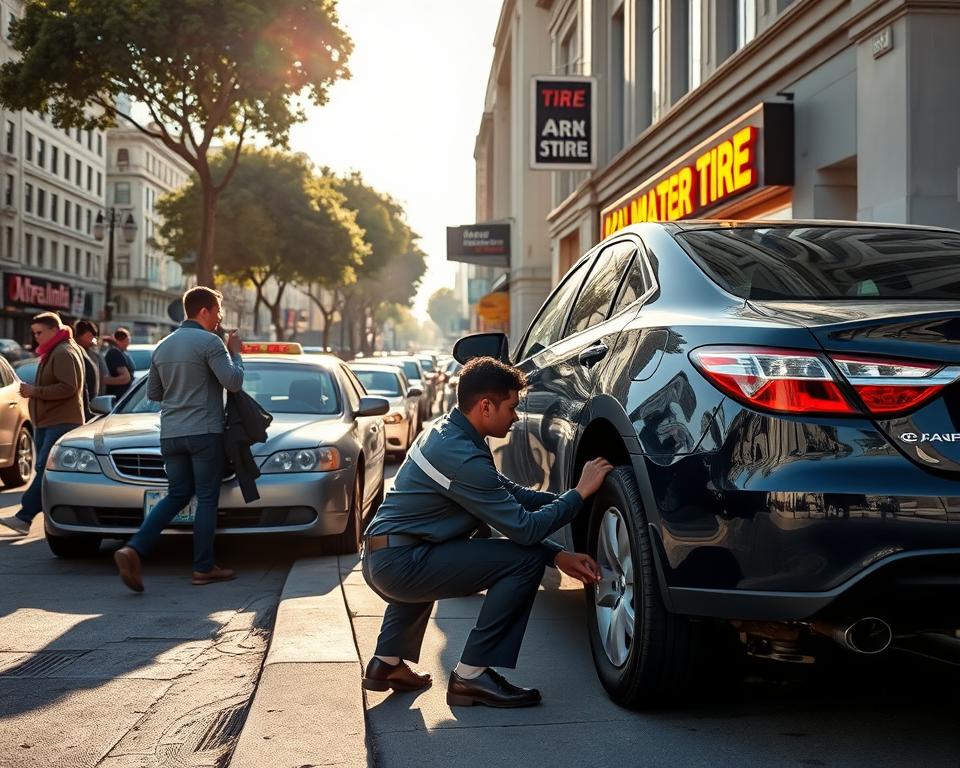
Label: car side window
xmin=612 ymin=247 xmax=654 ymax=314
xmin=338 ymin=366 xmax=362 ymax=411
xmin=0 ymin=357 xmax=12 ymax=387
xmin=565 ymin=242 xmax=638 ymax=335
xmin=515 ymin=258 xmax=591 ymax=361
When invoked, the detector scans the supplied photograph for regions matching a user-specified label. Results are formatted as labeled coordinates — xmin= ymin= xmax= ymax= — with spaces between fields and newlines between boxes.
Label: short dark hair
xmin=74 ymin=319 xmax=97 ymax=337
xmin=183 ymin=286 xmax=223 ymax=318
xmin=114 ymin=327 xmax=130 ymax=341
xmin=32 ymin=312 xmax=62 ymax=330
xmin=457 ymin=357 xmax=526 ymax=412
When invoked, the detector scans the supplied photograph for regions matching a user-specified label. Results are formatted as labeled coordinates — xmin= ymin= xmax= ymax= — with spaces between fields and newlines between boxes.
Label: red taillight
xmin=692 ymin=347 xmax=959 ymax=417
xmin=831 ymin=355 xmax=949 ymax=415
xmin=691 ymin=347 xmax=858 ymax=415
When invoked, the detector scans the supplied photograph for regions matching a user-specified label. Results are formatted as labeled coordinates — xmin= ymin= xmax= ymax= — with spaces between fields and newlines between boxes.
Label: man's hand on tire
xmin=554 ymin=551 xmax=602 ymax=584
xmin=575 ymin=458 xmax=614 ymax=499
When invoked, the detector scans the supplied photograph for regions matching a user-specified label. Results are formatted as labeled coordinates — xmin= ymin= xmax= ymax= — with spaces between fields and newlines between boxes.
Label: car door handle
xmin=578 ymin=343 xmax=609 ymax=368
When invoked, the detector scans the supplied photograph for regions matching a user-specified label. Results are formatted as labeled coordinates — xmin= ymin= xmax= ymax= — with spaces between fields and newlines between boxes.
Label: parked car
xmin=453 ymin=220 xmax=960 ymax=708
xmin=41 ymin=343 xmax=389 ymax=558
xmin=441 ymin=359 xmax=462 ymax=413
xmin=0 ymin=338 xmax=32 ymax=364
xmin=12 ymin=358 xmax=38 ymax=385
xmin=123 ymin=343 xmax=156 ymax=379
xmin=349 ymin=362 xmax=422 ymax=458
xmin=0 ymin=356 xmax=34 ymax=488
xmin=378 ymin=357 xmax=432 ymax=422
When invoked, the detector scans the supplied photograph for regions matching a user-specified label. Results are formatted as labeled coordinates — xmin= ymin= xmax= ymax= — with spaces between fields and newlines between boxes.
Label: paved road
xmin=0 ymin=484 xmax=318 ymax=768
xmin=349 ymin=461 xmax=960 ymax=768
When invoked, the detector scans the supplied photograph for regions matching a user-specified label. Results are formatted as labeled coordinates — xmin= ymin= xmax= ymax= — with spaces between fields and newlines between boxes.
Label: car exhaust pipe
xmin=813 ymin=617 xmax=892 ymax=655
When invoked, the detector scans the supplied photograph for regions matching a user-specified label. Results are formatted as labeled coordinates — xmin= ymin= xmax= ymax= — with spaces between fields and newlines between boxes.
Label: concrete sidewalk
xmin=230 ymin=556 xmax=368 ymax=768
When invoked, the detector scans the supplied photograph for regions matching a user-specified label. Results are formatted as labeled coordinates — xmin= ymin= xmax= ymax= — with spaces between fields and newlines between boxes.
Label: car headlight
xmin=383 ymin=411 xmax=404 ymax=424
xmin=260 ymin=447 xmax=341 ymax=473
xmin=47 ymin=445 xmax=101 ymax=473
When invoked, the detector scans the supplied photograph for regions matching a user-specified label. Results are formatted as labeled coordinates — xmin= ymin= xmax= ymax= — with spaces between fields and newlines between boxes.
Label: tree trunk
xmin=197 ymin=181 xmax=219 ymax=287
xmin=270 ymin=282 xmax=288 ymax=342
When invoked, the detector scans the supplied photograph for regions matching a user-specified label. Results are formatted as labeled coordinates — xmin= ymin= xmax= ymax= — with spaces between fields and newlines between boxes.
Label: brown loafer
xmin=362 ymin=657 xmax=432 ymax=692
xmin=446 ymin=669 xmax=541 ymax=708
xmin=114 ymin=546 xmax=144 ymax=593
xmin=192 ymin=566 xmax=236 ymax=585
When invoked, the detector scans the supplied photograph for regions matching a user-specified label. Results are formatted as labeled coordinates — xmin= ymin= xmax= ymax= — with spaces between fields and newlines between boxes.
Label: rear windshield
xmin=353 ymin=370 xmax=400 ymax=396
xmin=418 ymin=358 xmax=434 ymax=372
xmin=678 ymin=227 xmax=960 ymax=300
xmin=402 ymin=361 xmax=419 ymax=380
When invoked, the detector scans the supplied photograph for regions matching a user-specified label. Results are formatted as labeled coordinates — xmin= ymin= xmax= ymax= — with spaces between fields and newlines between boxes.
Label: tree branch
xmin=214 ymin=114 xmax=249 ymax=193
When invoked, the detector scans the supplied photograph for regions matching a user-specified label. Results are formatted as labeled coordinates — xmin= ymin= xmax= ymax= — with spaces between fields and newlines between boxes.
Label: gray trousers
xmin=362 ymin=538 xmax=555 ymax=668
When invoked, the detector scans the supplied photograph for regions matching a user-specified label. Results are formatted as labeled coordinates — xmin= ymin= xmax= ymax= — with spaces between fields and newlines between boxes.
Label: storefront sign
xmin=447 ymin=223 xmax=510 ymax=267
xmin=530 ymin=75 xmax=597 ymax=170
xmin=601 ymin=102 xmax=794 ymax=237
xmin=476 ymin=291 xmax=510 ymax=324
xmin=4 ymin=272 xmax=73 ymax=313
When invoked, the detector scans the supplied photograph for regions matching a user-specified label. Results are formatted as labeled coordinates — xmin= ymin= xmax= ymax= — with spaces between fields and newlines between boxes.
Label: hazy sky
xmin=290 ymin=0 xmax=503 ymax=319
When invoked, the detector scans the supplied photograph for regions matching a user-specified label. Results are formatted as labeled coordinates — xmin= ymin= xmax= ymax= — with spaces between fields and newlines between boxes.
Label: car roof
xmin=655 ymin=219 xmax=960 ymax=234
xmin=242 ymin=353 xmax=340 ymax=370
xmin=348 ymin=362 xmax=402 ymax=372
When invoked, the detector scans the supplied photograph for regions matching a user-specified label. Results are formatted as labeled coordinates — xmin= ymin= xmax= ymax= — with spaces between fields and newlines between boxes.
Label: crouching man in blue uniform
xmin=361 ymin=356 xmax=613 ymax=708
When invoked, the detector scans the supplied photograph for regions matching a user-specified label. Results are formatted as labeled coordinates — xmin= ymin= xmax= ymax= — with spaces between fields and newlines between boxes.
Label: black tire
xmin=46 ymin=533 xmax=102 ymax=558
xmin=585 ymin=466 xmax=708 ymax=709
xmin=319 ymin=471 xmax=362 ymax=555
xmin=0 ymin=427 xmax=34 ymax=488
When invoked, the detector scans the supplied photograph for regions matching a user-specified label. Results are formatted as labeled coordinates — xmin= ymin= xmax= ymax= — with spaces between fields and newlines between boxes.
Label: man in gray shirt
xmin=114 ymin=287 xmax=244 ymax=593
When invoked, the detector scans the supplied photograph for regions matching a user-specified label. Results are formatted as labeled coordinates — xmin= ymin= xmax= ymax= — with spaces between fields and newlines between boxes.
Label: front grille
xmin=111 ymin=451 xmax=166 ymax=481
xmin=51 ymin=505 xmax=316 ymax=529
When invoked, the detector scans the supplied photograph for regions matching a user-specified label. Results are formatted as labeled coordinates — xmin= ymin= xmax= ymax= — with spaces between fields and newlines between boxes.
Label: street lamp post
xmin=93 ymin=208 xmax=138 ymax=324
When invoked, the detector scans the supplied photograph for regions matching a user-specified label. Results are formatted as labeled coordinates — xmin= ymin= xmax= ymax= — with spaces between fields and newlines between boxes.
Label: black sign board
xmin=4 ymin=272 xmax=73 ymax=313
xmin=530 ymin=75 xmax=597 ymax=170
xmin=446 ymin=224 xmax=510 ymax=267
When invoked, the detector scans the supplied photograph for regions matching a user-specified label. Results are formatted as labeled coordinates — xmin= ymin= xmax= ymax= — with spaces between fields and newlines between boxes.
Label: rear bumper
xmin=41 ymin=467 xmax=353 ymax=538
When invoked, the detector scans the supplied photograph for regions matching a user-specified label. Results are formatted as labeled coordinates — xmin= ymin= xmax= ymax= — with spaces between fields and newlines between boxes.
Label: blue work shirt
xmin=365 ymin=407 xmax=583 ymax=556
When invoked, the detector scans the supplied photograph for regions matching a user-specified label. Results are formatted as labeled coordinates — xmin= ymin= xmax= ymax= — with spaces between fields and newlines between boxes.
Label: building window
xmin=74 ymin=127 xmax=81 ymax=143
xmin=4 ymin=227 xmax=12 ymax=261
xmin=86 ymin=130 xmax=92 ymax=151
xmin=24 ymin=233 xmax=32 ymax=265
xmin=50 ymin=241 xmax=58 ymax=271
xmin=74 ymin=247 xmax=81 ymax=274
xmin=86 ymin=165 xmax=92 ymax=191
xmin=24 ymin=183 xmax=32 ymax=213
xmin=64 ymin=198 xmax=71 ymax=227
xmin=75 ymin=158 xmax=81 ymax=185
xmin=75 ymin=203 xmax=81 ymax=231
xmin=96 ymin=171 xmax=102 ymax=197
xmin=25 ymin=131 xmax=33 ymax=162
xmin=85 ymin=251 xmax=91 ymax=277
xmin=4 ymin=175 xmax=12 ymax=207
xmin=64 ymin=152 xmax=71 ymax=180
xmin=51 ymin=193 xmax=58 ymax=222
xmin=114 ymin=181 xmax=131 ymax=205
xmin=37 ymin=188 xmax=45 ymax=218
xmin=86 ymin=208 xmax=91 ymax=235
xmin=689 ymin=0 xmax=702 ymax=91
xmin=37 ymin=138 xmax=44 ymax=168
xmin=117 ymin=147 xmax=129 ymax=166
xmin=51 ymin=145 xmax=58 ymax=174
xmin=97 ymin=133 xmax=102 ymax=156
xmin=5 ymin=121 xmax=13 ymax=154
xmin=37 ymin=237 xmax=45 ymax=268
xmin=737 ymin=0 xmax=756 ymax=49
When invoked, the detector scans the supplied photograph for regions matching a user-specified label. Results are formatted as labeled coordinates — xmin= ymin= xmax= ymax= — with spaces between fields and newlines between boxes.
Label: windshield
xmin=353 ymin=370 xmax=401 ymax=396
xmin=678 ymin=227 xmax=960 ymax=301
xmin=117 ymin=362 xmax=342 ymax=415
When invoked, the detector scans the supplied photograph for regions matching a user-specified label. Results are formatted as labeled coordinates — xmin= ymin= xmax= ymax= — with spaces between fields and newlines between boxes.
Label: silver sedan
xmin=41 ymin=351 xmax=389 ymax=558
xmin=348 ymin=362 xmax=422 ymax=457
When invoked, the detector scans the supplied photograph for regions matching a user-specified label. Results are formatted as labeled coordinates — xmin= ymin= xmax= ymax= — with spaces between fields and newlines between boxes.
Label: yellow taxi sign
xmin=241 ymin=342 xmax=304 ymax=355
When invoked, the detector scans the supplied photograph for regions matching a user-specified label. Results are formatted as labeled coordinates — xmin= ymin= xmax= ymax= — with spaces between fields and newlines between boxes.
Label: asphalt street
xmin=0 ymin=484 xmax=311 ymax=768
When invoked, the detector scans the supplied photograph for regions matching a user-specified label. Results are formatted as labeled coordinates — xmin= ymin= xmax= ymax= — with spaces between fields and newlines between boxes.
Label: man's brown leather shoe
xmin=446 ymin=669 xmax=541 ymax=708
xmin=362 ymin=657 xmax=432 ymax=692
xmin=192 ymin=566 xmax=236 ymax=585
xmin=114 ymin=546 xmax=144 ymax=593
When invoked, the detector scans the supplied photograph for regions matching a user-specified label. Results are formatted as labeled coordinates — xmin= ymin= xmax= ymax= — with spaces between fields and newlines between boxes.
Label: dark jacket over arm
xmin=224 ymin=390 xmax=273 ymax=503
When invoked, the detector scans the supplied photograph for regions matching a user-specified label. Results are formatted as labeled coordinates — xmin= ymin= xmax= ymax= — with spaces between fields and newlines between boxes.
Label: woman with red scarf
xmin=0 ymin=312 xmax=85 ymax=536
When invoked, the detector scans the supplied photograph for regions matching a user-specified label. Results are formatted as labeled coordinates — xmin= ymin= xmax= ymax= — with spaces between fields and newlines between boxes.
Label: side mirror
xmin=90 ymin=395 xmax=116 ymax=415
xmin=356 ymin=395 xmax=390 ymax=417
xmin=406 ymin=386 xmax=423 ymax=398
xmin=453 ymin=333 xmax=510 ymax=364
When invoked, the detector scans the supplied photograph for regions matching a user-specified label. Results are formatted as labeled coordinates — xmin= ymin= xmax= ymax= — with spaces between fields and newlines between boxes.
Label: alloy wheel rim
xmin=17 ymin=432 xmax=33 ymax=479
xmin=594 ymin=506 xmax=635 ymax=667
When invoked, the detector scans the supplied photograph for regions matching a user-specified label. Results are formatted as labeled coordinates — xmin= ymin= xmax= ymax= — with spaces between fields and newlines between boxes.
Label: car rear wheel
xmin=46 ymin=533 xmax=102 ymax=558
xmin=319 ymin=471 xmax=362 ymax=555
xmin=0 ymin=428 xmax=34 ymax=488
xmin=585 ymin=467 xmax=708 ymax=709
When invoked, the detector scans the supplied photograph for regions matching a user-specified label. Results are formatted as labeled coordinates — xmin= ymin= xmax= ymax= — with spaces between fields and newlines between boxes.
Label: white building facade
xmin=0 ymin=0 xmax=108 ymax=344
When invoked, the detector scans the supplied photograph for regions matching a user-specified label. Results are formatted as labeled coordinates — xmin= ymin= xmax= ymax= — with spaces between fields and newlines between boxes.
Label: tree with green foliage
xmin=428 ymin=288 xmax=462 ymax=336
xmin=159 ymin=148 xmax=365 ymax=340
xmin=0 ymin=0 xmax=352 ymax=287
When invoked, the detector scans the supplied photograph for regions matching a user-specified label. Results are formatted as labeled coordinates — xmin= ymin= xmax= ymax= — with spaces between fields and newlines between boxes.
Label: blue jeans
xmin=128 ymin=434 xmax=225 ymax=573
xmin=18 ymin=424 xmax=78 ymax=523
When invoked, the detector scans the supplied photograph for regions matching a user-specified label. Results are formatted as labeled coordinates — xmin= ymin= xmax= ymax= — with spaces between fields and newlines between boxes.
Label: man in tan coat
xmin=0 ymin=312 xmax=85 ymax=536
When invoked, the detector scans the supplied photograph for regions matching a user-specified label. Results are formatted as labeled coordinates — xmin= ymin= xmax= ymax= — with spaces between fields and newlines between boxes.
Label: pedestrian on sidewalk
xmin=113 ymin=287 xmax=244 ymax=593
xmin=361 ymin=356 xmax=613 ymax=708
xmin=0 ymin=313 xmax=86 ymax=536
xmin=73 ymin=319 xmax=102 ymax=419
xmin=101 ymin=327 xmax=135 ymax=398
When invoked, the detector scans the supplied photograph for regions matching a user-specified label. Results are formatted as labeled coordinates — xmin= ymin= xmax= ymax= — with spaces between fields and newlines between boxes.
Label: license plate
xmin=143 ymin=489 xmax=198 ymax=524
